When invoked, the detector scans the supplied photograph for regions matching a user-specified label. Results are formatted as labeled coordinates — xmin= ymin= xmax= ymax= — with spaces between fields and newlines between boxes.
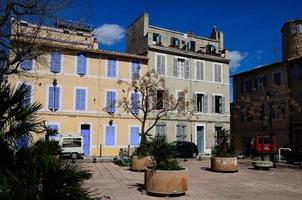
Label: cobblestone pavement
xmin=84 ymin=159 xmax=302 ymax=200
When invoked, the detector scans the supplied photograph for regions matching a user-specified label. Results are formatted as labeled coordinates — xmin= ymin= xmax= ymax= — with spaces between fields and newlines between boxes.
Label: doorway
xmin=196 ymin=126 xmax=205 ymax=154
xmin=81 ymin=124 xmax=90 ymax=156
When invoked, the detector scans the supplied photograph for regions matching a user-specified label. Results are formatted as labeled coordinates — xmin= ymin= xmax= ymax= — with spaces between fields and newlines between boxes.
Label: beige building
xmin=126 ymin=13 xmax=230 ymax=154
xmin=232 ymin=19 xmax=302 ymax=154
xmin=10 ymin=20 xmax=148 ymax=157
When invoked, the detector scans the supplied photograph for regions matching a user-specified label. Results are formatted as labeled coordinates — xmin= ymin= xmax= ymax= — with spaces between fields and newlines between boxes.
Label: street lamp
xmin=52 ymin=78 xmax=57 ymax=111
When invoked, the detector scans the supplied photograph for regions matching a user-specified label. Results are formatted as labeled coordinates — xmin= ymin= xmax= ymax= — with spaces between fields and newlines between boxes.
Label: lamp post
xmin=53 ymin=78 xmax=57 ymax=111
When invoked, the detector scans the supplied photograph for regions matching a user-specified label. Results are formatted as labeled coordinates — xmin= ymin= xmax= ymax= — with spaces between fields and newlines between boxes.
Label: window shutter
xmin=204 ymin=94 xmax=208 ymax=113
xmin=176 ymin=125 xmax=180 ymax=140
xmin=222 ymin=96 xmax=226 ymax=114
xmin=200 ymin=62 xmax=204 ymax=80
xmin=54 ymin=87 xmax=60 ymax=110
xmin=106 ymin=91 xmax=116 ymax=113
xmin=76 ymin=89 xmax=86 ymax=111
xmin=20 ymin=59 xmax=32 ymax=70
xmin=50 ymin=52 xmax=61 ymax=73
xmin=218 ymin=65 xmax=222 ymax=82
xmin=214 ymin=64 xmax=218 ymax=82
xmin=185 ymin=59 xmax=190 ymax=79
xmin=130 ymin=127 xmax=139 ymax=146
xmin=112 ymin=60 xmax=116 ymax=77
xmin=48 ymin=86 xmax=54 ymax=110
xmin=193 ymin=94 xmax=197 ymax=112
xmin=161 ymin=56 xmax=165 ymax=75
xmin=77 ymin=53 xmax=87 ymax=75
xmin=157 ymin=55 xmax=161 ymax=75
xmin=196 ymin=61 xmax=201 ymax=80
xmin=135 ymin=93 xmax=140 ymax=114
xmin=173 ymin=58 xmax=178 ymax=77
xmin=131 ymin=62 xmax=136 ymax=79
xmin=22 ymin=84 xmax=31 ymax=107
xmin=105 ymin=126 xmax=115 ymax=145
xmin=212 ymin=95 xmax=215 ymax=113
xmin=130 ymin=93 xmax=135 ymax=113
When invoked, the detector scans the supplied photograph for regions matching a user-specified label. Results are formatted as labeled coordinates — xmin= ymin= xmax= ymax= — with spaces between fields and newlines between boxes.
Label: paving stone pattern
xmin=85 ymin=159 xmax=302 ymax=200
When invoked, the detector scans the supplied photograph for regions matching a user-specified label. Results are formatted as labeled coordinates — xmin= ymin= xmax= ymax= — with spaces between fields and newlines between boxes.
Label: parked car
xmin=283 ymin=144 xmax=302 ymax=165
xmin=168 ymin=141 xmax=198 ymax=158
xmin=250 ymin=135 xmax=276 ymax=155
xmin=59 ymin=135 xmax=84 ymax=159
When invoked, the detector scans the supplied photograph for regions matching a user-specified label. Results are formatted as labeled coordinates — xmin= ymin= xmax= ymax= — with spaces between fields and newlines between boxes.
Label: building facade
xmin=232 ymin=19 xmax=302 ymax=154
xmin=126 ymin=13 xmax=230 ymax=154
xmin=10 ymin=20 xmax=148 ymax=156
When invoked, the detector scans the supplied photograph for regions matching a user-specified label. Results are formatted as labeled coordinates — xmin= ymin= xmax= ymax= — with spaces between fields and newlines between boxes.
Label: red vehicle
xmin=250 ymin=135 xmax=277 ymax=155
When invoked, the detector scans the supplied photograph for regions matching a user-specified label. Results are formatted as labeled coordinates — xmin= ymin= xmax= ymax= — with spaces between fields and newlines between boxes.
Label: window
xmin=176 ymin=124 xmax=186 ymax=141
xmin=214 ymin=127 xmax=222 ymax=145
xmin=214 ymin=64 xmax=222 ymax=82
xmin=62 ymin=138 xmax=81 ymax=148
xmin=155 ymin=124 xmax=166 ymax=137
xmin=290 ymin=24 xmax=297 ymax=35
xmin=240 ymin=79 xmax=252 ymax=94
xmin=130 ymin=126 xmax=140 ymax=146
xmin=48 ymin=86 xmax=60 ymax=111
xmin=106 ymin=91 xmax=116 ymax=113
xmin=212 ymin=95 xmax=225 ymax=114
xmin=18 ymin=84 xmax=31 ymax=107
xmin=47 ymin=124 xmax=59 ymax=141
xmin=105 ymin=125 xmax=115 ymax=146
xmin=193 ymin=93 xmax=206 ymax=113
xmin=170 ymin=37 xmax=180 ymax=48
xmin=131 ymin=61 xmax=140 ymax=80
xmin=156 ymin=90 xmax=165 ymax=109
xmin=50 ymin=52 xmax=61 ymax=73
xmin=174 ymin=58 xmax=189 ymax=79
xmin=130 ymin=91 xmax=140 ymax=115
xmin=188 ymin=41 xmax=196 ymax=51
xmin=77 ymin=52 xmax=87 ymax=75
xmin=156 ymin=54 xmax=166 ymax=75
xmin=297 ymin=24 xmax=302 ymax=33
xmin=107 ymin=58 xmax=117 ymax=78
xmin=75 ymin=88 xmax=86 ymax=111
xmin=292 ymin=63 xmax=302 ymax=81
xmin=196 ymin=61 xmax=204 ymax=80
xmin=153 ymin=33 xmax=161 ymax=45
xmin=20 ymin=59 xmax=32 ymax=70
xmin=177 ymin=91 xmax=185 ymax=111
xmin=259 ymin=76 xmax=267 ymax=88
xmin=273 ymin=72 xmax=282 ymax=85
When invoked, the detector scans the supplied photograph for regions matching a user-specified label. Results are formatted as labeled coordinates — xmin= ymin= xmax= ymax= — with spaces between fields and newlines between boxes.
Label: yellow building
xmin=10 ymin=20 xmax=148 ymax=157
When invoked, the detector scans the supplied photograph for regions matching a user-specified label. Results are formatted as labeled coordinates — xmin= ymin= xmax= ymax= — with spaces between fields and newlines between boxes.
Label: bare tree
xmin=118 ymin=70 xmax=188 ymax=146
xmin=234 ymin=85 xmax=300 ymax=161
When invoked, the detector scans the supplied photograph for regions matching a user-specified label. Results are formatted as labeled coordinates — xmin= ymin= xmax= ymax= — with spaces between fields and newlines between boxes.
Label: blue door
xmin=197 ymin=126 xmax=204 ymax=153
xmin=81 ymin=124 xmax=90 ymax=156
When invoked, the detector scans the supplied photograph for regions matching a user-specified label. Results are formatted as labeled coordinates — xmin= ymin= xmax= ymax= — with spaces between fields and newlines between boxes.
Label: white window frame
xmin=128 ymin=125 xmax=141 ymax=147
xmin=105 ymin=58 xmax=119 ymax=79
xmin=73 ymin=87 xmax=88 ymax=112
xmin=155 ymin=52 xmax=167 ymax=76
xmin=103 ymin=124 xmax=117 ymax=147
xmin=195 ymin=92 xmax=205 ymax=113
xmin=195 ymin=60 xmax=205 ymax=81
xmin=213 ymin=63 xmax=223 ymax=83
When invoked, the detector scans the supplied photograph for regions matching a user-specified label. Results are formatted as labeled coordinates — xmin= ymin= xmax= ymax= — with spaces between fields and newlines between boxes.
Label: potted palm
xmin=144 ymin=136 xmax=188 ymax=195
xmin=211 ymin=129 xmax=238 ymax=172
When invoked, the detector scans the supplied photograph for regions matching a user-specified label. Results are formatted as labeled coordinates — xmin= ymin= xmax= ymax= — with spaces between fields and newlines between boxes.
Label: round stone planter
xmin=144 ymin=167 xmax=188 ymax=195
xmin=131 ymin=155 xmax=152 ymax=171
xmin=252 ymin=160 xmax=273 ymax=170
xmin=211 ymin=157 xmax=238 ymax=172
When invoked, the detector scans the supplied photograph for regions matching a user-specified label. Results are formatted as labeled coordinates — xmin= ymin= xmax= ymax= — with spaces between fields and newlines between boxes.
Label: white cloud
xmin=93 ymin=24 xmax=125 ymax=45
xmin=229 ymin=51 xmax=248 ymax=69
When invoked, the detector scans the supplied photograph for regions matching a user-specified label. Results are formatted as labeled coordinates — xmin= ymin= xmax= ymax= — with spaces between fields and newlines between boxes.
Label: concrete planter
xmin=211 ymin=157 xmax=238 ymax=172
xmin=144 ymin=167 xmax=188 ymax=195
xmin=131 ymin=155 xmax=152 ymax=171
xmin=252 ymin=160 xmax=273 ymax=170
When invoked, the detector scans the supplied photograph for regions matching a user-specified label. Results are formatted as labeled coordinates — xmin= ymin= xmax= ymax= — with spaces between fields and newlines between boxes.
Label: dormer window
xmin=187 ymin=41 xmax=196 ymax=51
xmin=153 ymin=33 xmax=161 ymax=45
xmin=170 ymin=37 xmax=180 ymax=48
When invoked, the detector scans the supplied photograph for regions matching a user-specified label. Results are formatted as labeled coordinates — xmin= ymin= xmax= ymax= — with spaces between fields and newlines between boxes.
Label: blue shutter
xmin=20 ymin=59 xmax=32 ymax=70
xmin=54 ymin=87 xmax=60 ymax=110
xmin=107 ymin=59 xmax=117 ymax=77
xmin=16 ymin=134 xmax=29 ymax=150
xmin=23 ymin=85 xmax=31 ymax=107
xmin=50 ymin=52 xmax=61 ymax=73
xmin=134 ymin=93 xmax=140 ymax=115
xmin=47 ymin=124 xmax=59 ymax=140
xmin=131 ymin=61 xmax=140 ymax=79
xmin=48 ymin=86 xmax=54 ymax=110
xmin=130 ymin=127 xmax=139 ymax=146
xmin=105 ymin=126 xmax=115 ymax=146
xmin=76 ymin=89 xmax=86 ymax=111
xmin=77 ymin=53 xmax=87 ymax=75
xmin=106 ymin=91 xmax=116 ymax=113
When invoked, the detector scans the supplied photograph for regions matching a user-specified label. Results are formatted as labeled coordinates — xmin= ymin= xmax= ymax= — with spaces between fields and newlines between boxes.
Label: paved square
xmin=85 ymin=159 xmax=302 ymax=200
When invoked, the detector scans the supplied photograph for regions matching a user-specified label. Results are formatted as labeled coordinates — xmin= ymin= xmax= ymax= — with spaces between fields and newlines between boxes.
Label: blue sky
xmin=62 ymin=0 xmax=302 ymax=101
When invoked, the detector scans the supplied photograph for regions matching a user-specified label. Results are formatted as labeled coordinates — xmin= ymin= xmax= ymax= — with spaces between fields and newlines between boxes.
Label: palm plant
xmin=212 ymin=129 xmax=236 ymax=157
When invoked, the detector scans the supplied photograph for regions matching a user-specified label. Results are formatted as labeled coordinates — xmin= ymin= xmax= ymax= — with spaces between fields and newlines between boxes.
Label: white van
xmin=59 ymin=135 xmax=84 ymax=159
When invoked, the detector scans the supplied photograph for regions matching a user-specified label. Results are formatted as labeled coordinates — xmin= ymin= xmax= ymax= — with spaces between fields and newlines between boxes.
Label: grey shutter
xmin=185 ymin=59 xmax=190 ymax=79
xmin=200 ymin=62 xmax=204 ymax=80
xmin=204 ymin=94 xmax=208 ymax=113
xmin=214 ymin=64 xmax=218 ymax=82
xmin=196 ymin=62 xmax=201 ymax=80
xmin=222 ymin=96 xmax=225 ymax=114
xmin=193 ymin=94 xmax=197 ymax=112
xmin=212 ymin=95 xmax=215 ymax=113
xmin=157 ymin=55 xmax=161 ymax=74
xmin=173 ymin=58 xmax=178 ymax=77
xmin=176 ymin=125 xmax=180 ymax=141
xmin=162 ymin=55 xmax=166 ymax=75
xmin=218 ymin=65 xmax=222 ymax=82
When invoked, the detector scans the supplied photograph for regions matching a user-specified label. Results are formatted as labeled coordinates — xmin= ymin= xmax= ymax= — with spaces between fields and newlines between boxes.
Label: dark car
xmin=283 ymin=144 xmax=302 ymax=165
xmin=168 ymin=141 xmax=199 ymax=158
